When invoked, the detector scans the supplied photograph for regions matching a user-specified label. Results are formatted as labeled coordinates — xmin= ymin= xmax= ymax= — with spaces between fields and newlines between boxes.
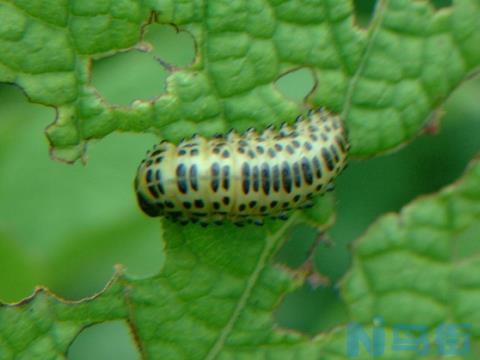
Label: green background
xmin=0 ymin=1 xmax=479 ymax=358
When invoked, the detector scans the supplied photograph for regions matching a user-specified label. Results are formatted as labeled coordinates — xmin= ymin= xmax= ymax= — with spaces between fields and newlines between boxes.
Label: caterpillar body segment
xmin=135 ymin=108 xmax=349 ymax=226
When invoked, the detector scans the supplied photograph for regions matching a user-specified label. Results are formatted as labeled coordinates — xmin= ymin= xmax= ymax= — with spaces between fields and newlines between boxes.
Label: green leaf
xmin=0 ymin=220 xmax=315 ymax=359
xmin=1 ymin=0 xmax=479 ymax=161
xmin=2 ymin=1 xmax=480 ymax=359
xmin=2 ymin=157 xmax=479 ymax=359
xmin=340 ymin=157 xmax=480 ymax=358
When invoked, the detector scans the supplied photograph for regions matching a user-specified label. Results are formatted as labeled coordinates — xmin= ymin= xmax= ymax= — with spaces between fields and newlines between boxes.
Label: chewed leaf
xmin=2 ymin=157 xmax=479 ymax=359
xmin=342 ymin=156 xmax=480 ymax=345
xmin=1 ymin=1 xmax=479 ymax=161
xmin=0 ymin=219 xmax=316 ymax=359
xmin=1 ymin=1 xmax=480 ymax=358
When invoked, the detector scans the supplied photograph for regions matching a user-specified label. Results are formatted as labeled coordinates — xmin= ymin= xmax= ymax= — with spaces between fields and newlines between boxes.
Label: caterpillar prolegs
xmin=135 ymin=108 xmax=349 ymax=226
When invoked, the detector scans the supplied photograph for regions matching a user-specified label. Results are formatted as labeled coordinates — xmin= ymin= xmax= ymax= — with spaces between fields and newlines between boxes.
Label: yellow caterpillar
xmin=135 ymin=108 xmax=349 ymax=226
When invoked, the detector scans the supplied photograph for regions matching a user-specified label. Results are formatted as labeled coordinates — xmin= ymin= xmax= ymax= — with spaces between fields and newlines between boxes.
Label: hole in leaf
xmin=0 ymin=86 xmax=163 ymax=300
xmin=353 ymin=0 xmax=376 ymax=28
xmin=0 ymin=83 xmax=55 ymax=303
xmin=68 ymin=321 xmax=140 ymax=360
xmin=0 ymin=83 xmax=54 ymax=150
xmin=275 ymin=224 xmax=316 ymax=268
xmin=276 ymin=284 xmax=349 ymax=335
xmin=431 ymin=0 xmax=452 ymax=9
xmin=329 ymin=76 xmax=480 ymax=259
xmin=0 ymin=231 xmax=38 ymax=303
xmin=92 ymin=24 xmax=195 ymax=106
xmin=313 ymin=236 xmax=352 ymax=284
xmin=276 ymin=223 xmax=351 ymax=285
xmin=143 ymin=23 xmax=196 ymax=67
xmin=273 ymin=217 xmax=350 ymax=335
xmin=92 ymin=50 xmax=167 ymax=106
xmin=45 ymin=132 xmax=163 ymax=300
xmin=275 ymin=67 xmax=315 ymax=102
xmin=276 ymin=223 xmax=351 ymax=288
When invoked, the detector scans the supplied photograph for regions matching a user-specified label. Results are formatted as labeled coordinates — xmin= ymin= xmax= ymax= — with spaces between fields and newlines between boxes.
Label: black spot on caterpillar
xmin=135 ymin=108 xmax=349 ymax=226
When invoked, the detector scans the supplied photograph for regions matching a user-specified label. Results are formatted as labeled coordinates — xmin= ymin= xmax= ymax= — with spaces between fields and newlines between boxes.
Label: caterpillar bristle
xmin=300 ymin=201 xmax=313 ymax=209
xmin=326 ymin=183 xmax=335 ymax=192
xmin=277 ymin=213 xmax=289 ymax=221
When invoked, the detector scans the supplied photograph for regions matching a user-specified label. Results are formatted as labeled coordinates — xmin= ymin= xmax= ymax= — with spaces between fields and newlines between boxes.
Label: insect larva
xmin=134 ymin=108 xmax=349 ymax=226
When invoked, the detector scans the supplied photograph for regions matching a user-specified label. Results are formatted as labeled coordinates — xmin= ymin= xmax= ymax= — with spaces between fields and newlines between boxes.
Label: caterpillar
xmin=135 ymin=108 xmax=349 ymax=226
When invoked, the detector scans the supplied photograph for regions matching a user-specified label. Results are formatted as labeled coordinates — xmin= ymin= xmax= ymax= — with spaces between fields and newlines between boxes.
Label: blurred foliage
xmin=0 ymin=1 xmax=479 ymax=359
